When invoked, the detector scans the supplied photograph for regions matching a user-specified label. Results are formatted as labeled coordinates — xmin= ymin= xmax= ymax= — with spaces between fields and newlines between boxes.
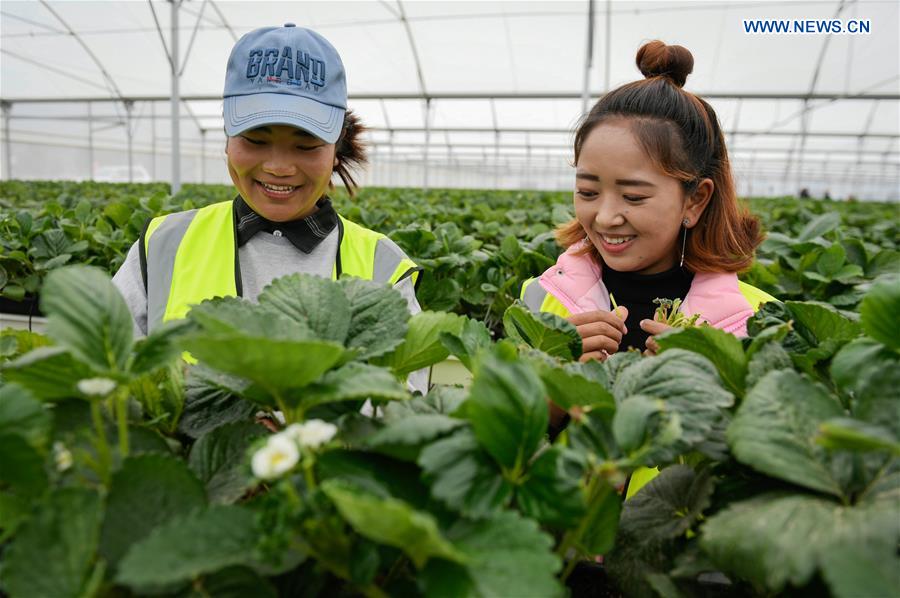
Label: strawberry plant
xmin=2 ymin=263 xmax=896 ymax=597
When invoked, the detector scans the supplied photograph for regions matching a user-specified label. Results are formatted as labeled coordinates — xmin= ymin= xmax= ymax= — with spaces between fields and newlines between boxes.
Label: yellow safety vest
xmin=519 ymin=275 xmax=777 ymax=499
xmin=140 ymin=200 xmax=419 ymax=332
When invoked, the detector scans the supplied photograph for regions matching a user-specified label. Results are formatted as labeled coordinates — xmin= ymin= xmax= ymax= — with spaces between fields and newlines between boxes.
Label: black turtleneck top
xmin=601 ymin=261 xmax=694 ymax=352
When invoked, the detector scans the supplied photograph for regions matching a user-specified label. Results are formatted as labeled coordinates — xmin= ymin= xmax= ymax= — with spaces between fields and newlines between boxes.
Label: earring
xmin=680 ymin=218 xmax=690 ymax=267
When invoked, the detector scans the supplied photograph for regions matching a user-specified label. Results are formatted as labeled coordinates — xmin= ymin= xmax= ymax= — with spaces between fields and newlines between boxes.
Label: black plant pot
xmin=0 ymin=294 xmax=43 ymax=318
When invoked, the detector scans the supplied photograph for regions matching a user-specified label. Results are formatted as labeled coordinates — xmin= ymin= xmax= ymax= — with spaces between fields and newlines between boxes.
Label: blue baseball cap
xmin=223 ymin=24 xmax=347 ymax=143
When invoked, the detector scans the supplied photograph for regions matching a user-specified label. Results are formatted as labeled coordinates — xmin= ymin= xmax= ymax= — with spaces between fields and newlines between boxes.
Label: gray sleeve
xmin=111 ymin=241 xmax=148 ymax=338
xmin=393 ymin=276 xmax=430 ymax=396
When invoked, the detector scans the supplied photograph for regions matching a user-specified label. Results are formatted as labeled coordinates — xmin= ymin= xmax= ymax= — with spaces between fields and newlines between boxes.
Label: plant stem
xmin=90 ymin=399 xmax=111 ymax=485
xmin=381 ymin=556 xmax=407 ymax=589
xmin=558 ymin=464 xmax=616 ymax=583
xmin=302 ymin=451 xmax=317 ymax=491
xmin=115 ymin=387 xmax=130 ymax=457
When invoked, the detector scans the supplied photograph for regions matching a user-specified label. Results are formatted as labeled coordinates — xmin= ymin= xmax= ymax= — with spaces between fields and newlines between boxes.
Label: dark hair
xmin=557 ymin=40 xmax=762 ymax=273
xmin=333 ymin=109 xmax=368 ymax=196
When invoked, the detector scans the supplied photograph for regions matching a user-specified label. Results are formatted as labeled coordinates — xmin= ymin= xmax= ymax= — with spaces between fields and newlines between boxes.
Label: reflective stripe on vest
xmin=143 ymin=201 xmax=418 ymax=332
xmin=334 ymin=215 xmax=420 ymax=287
xmin=520 ymin=278 xmax=572 ymax=318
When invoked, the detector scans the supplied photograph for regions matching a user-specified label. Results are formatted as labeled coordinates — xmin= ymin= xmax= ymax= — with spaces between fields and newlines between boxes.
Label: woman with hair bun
xmin=521 ymin=41 xmax=776 ymax=443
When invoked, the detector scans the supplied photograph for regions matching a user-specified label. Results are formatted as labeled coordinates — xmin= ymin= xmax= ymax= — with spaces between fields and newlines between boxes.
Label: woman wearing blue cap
xmin=112 ymin=24 xmax=425 ymax=391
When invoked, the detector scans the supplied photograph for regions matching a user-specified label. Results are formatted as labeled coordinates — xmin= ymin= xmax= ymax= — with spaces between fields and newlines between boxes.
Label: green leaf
xmin=500 ymin=234 xmax=523 ymax=261
xmin=40 ymin=265 xmax=134 ymax=373
xmin=187 ymin=296 xmax=312 ymax=340
xmin=745 ymin=337 xmax=793 ymax=389
xmin=367 ymin=414 xmax=465 ymax=457
xmin=322 ymin=480 xmax=464 ymax=569
xmin=99 ymin=454 xmax=207 ymax=569
xmin=619 ymin=465 xmax=714 ymax=542
xmin=0 ymin=383 xmax=51 ymax=448
xmin=2 ymin=346 xmax=95 ymax=400
xmin=418 ymin=429 xmax=512 ymax=518
xmin=613 ymin=394 xmax=664 ymax=455
xmin=349 ymin=540 xmax=381 ymax=586
xmin=316 ymin=449 xmax=432 ymax=509
xmin=816 ymin=242 xmax=846 ymax=277
xmin=0 ymin=488 xmax=103 ymax=598
xmin=383 ymin=385 xmax=467 ymax=419
xmin=439 ymin=317 xmax=493 ymax=371
xmin=376 ymin=311 xmax=465 ymax=377
xmin=859 ymin=276 xmax=900 ymax=351
xmin=796 ymin=211 xmax=841 ymax=242
xmin=578 ymin=478 xmax=622 ymax=555
xmin=0 ymin=493 xmax=30 ymax=542
xmin=0 ymin=433 xmax=47 ymax=497
xmin=728 ymin=370 xmax=845 ymax=497
xmin=115 ymin=505 xmax=260 ymax=589
xmin=613 ymin=350 xmax=735 ymax=464
xmin=817 ymin=418 xmax=900 ymax=455
xmin=38 ymin=253 xmax=72 ymax=271
xmin=820 ymin=544 xmax=900 ymax=598
xmin=830 ymin=338 xmax=900 ymax=439
xmin=566 ymin=408 xmax=618 ymax=461
xmin=654 ymin=325 xmax=747 ymax=397
xmin=606 ymin=468 xmax=715 ymax=598
xmin=340 ymin=277 xmax=411 ymax=360
xmin=1 ymin=284 xmax=26 ymax=301
xmin=833 ymin=263 xmax=865 ymax=283
xmin=31 ymin=229 xmax=71 ymax=258
xmin=422 ymin=511 xmax=562 ymax=598
xmin=188 ymin=421 xmax=267 ymax=504
xmin=701 ymin=493 xmax=900 ymax=594
xmin=178 ymin=365 xmax=255 ymax=439
xmin=193 ymin=566 xmax=278 ymax=598
xmin=516 ymin=446 xmax=586 ymax=527
xmin=129 ymin=319 xmax=194 ymax=375
xmin=784 ymin=300 xmax=861 ymax=344
xmin=465 ymin=350 xmax=548 ymax=471
xmin=293 ymin=362 xmax=408 ymax=411
xmin=0 ymin=329 xmax=52 ymax=360
xmin=103 ymin=201 xmax=132 ymax=227
xmin=181 ymin=334 xmax=348 ymax=394
xmin=535 ymin=360 xmax=616 ymax=413
xmin=256 ymin=273 xmax=352 ymax=343
xmin=503 ymin=303 xmax=581 ymax=360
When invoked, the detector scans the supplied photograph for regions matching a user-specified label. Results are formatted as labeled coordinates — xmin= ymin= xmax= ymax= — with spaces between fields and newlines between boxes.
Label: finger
xmin=570 ymin=310 xmax=628 ymax=333
xmin=582 ymin=334 xmax=620 ymax=355
xmin=640 ymin=319 xmax=672 ymax=335
xmin=645 ymin=336 xmax=660 ymax=354
xmin=642 ymin=348 xmax=655 ymax=357
xmin=576 ymin=321 xmax=624 ymax=343
xmin=610 ymin=305 xmax=629 ymax=322
xmin=579 ymin=350 xmax=611 ymax=363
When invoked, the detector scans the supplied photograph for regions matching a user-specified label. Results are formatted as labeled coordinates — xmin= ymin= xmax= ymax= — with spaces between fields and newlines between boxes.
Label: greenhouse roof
xmin=1 ymin=0 xmax=898 ymax=198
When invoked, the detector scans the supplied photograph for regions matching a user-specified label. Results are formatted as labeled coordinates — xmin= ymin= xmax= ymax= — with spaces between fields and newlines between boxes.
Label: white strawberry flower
xmin=251 ymin=434 xmax=300 ymax=480
xmin=76 ymin=377 xmax=117 ymax=397
xmin=282 ymin=419 xmax=338 ymax=450
xmin=53 ymin=441 xmax=73 ymax=472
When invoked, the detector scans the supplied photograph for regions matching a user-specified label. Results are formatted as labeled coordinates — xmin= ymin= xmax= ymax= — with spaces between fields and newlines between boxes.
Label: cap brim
xmin=224 ymin=93 xmax=344 ymax=143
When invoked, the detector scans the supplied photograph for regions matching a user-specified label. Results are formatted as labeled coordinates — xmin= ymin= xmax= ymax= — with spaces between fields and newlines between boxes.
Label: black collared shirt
xmin=601 ymin=261 xmax=694 ymax=352
xmin=234 ymin=195 xmax=338 ymax=253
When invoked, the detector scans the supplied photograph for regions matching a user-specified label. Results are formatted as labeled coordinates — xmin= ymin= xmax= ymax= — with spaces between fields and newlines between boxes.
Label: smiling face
xmin=574 ymin=121 xmax=711 ymax=275
xmin=226 ymin=125 xmax=337 ymax=222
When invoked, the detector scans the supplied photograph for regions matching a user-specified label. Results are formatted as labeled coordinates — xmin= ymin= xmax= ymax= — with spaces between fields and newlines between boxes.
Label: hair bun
xmin=636 ymin=40 xmax=694 ymax=88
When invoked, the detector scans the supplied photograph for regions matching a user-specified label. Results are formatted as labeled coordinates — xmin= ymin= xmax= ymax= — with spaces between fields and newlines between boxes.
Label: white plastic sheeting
xmin=1 ymin=0 xmax=897 ymax=199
